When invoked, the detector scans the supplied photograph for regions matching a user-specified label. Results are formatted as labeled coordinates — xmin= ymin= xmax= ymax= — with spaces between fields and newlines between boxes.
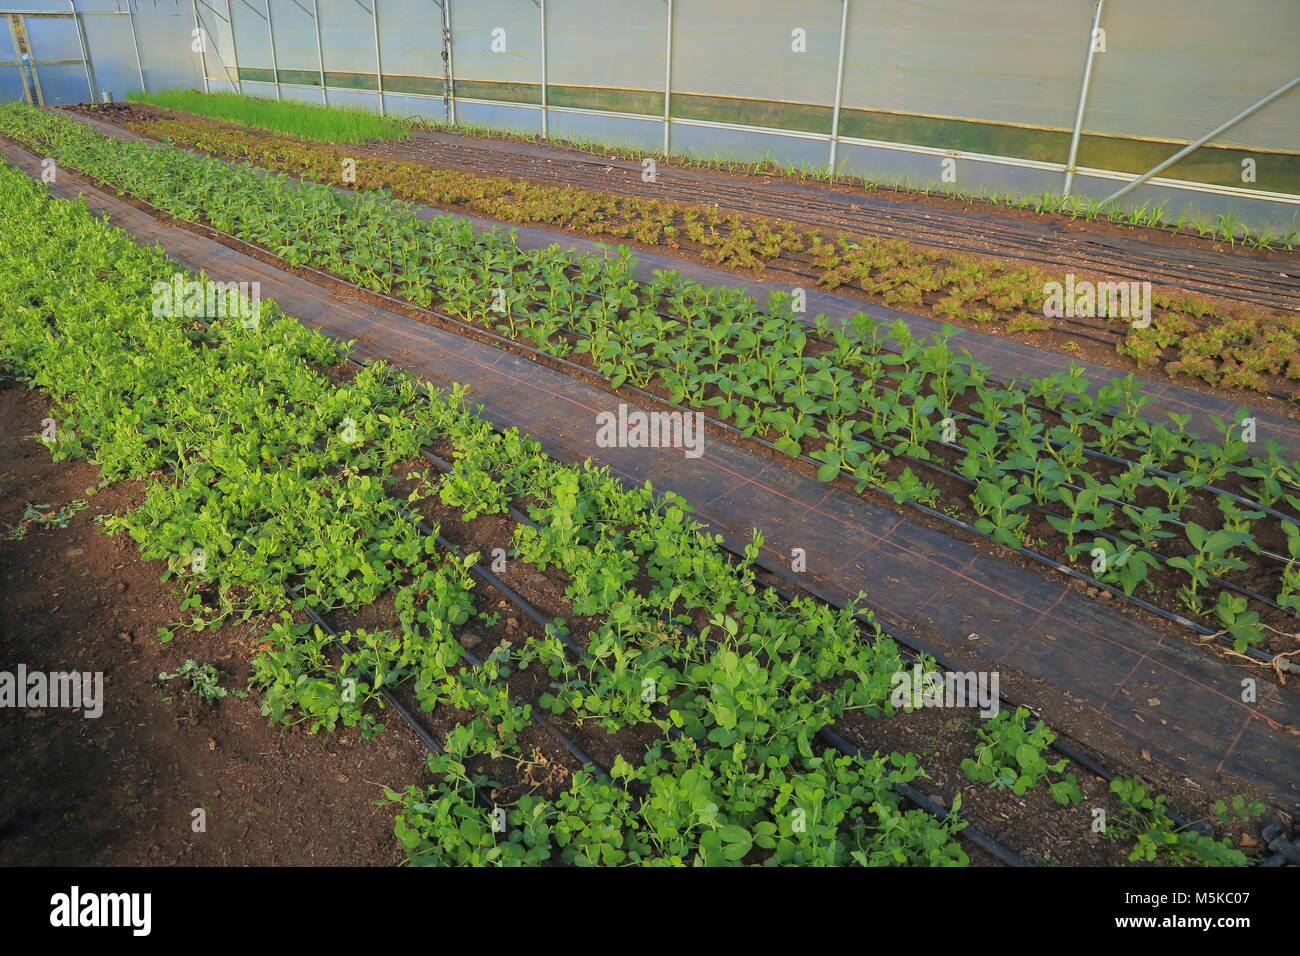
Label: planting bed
xmin=2 ymin=96 xmax=1297 ymax=868
xmin=57 ymin=107 xmax=1300 ymax=448
xmin=7 ymin=105 xmax=1297 ymax=672
xmin=83 ymin=100 xmax=1300 ymax=399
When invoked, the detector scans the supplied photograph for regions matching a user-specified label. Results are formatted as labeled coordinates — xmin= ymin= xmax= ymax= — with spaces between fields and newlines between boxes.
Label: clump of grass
xmin=126 ymin=89 xmax=412 ymax=144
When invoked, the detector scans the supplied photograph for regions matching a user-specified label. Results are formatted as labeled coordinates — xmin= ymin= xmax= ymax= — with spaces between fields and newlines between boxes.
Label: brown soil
xmin=0 ymin=378 xmax=431 ymax=866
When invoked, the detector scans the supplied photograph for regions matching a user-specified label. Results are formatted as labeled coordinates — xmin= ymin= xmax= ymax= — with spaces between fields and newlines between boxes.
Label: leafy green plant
xmin=1213 ymin=794 xmax=1266 ymax=827
xmin=1106 ymin=776 xmax=1246 ymax=866
xmin=157 ymin=659 xmax=245 ymax=706
xmin=3 ymin=498 xmax=88 ymax=540
xmin=961 ymin=707 xmax=1082 ymax=804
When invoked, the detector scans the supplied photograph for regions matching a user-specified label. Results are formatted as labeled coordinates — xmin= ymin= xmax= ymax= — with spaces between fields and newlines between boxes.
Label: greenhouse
xmin=0 ymin=0 xmax=1296 ymax=896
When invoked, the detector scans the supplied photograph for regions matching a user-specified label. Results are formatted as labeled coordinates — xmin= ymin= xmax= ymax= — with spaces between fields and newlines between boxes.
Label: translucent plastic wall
xmin=3 ymin=0 xmax=1297 ymax=231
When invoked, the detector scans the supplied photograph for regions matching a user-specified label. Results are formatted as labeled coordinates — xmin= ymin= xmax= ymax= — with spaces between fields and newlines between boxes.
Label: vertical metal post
xmin=191 ymin=0 xmax=209 ymax=93
xmin=1063 ymin=0 xmax=1105 ymax=198
xmin=444 ymin=0 xmax=456 ymax=124
xmin=8 ymin=16 xmax=38 ymax=106
xmin=265 ymin=0 xmax=281 ymax=99
xmin=827 ymin=0 xmax=849 ymax=172
xmin=661 ymin=0 xmax=672 ymax=155
xmin=225 ymin=0 xmax=244 ymax=93
xmin=440 ymin=0 xmax=454 ymax=125
xmin=127 ymin=3 xmax=147 ymax=93
xmin=538 ymin=0 xmax=548 ymax=137
xmin=310 ymin=0 xmax=327 ymax=105
xmin=371 ymin=0 xmax=385 ymax=114
xmin=7 ymin=16 xmax=29 ymax=106
xmin=68 ymin=0 xmax=97 ymax=102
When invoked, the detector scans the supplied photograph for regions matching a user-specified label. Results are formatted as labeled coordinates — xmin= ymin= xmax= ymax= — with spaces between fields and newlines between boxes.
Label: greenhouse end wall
xmin=3 ymin=0 xmax=1297 ymax=233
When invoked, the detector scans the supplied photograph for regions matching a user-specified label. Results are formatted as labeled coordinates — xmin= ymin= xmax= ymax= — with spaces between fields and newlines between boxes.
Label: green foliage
xmin=126 ymin=89 xmax=413 ymax=143
xmin=1107 ymin=777 xmax=1247 ymax=866
xmin=1213 ymin=794 xmax=1266 ymax=827
xmin=0 ymin=154 xmax=970 ymax=867
xmin=157 ymin=659 xmax=245 ymax=705
xmin=961 ymin=707 xmax=1082 ymax=804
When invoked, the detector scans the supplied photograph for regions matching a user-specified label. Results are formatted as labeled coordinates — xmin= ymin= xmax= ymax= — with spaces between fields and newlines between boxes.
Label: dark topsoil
xmin=0 ymin=379 xmax=431 ymax=866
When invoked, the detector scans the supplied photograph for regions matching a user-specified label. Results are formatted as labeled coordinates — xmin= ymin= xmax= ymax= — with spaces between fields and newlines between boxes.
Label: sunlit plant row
xmin=6 ymin=103 xmax=1295 ymax=655
xmin=125 ymin=108 xmax=1300 ymax=394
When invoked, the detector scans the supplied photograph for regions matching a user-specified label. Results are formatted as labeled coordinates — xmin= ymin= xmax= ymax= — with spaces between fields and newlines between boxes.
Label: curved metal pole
xmin=127 ymin=3 xmax=147 ymax=93
xmin=1062 ymin=0 xmax=1105 ymax=198
xmin=9 ymin=16 xmax=40 ymax=107
xmin=827 ymin=0 xmax=849 ymax=173
xmin=310 ymin=0 xmax=326 ymax=105
xmin=661 ymin=0 xmax=672 ymax=155
xmin=225 ymin=0 xmax=244 ymax=93
xmin=68 ymin=0 xmax=97 ymax=102
xmin=369 ymin=0 xmax=382 ymax=115
xmin=371 ymin=0 xmax=384 ymax=114
xmin=265 ymin=0 xmax=281 ymax=100
xmin=190 ymin=0 xmax=209 ymax=93
xmin=439 ymin=0 xmax=453 ymax=124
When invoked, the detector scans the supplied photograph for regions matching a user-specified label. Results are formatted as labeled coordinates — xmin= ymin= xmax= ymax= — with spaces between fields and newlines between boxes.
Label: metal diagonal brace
xmin=1101 ymin=72 xmax=1300 ymax=206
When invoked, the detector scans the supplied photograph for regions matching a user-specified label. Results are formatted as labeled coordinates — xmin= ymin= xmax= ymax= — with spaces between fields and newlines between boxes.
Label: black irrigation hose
xmin=819 ymin=727 xmax=1034 ymax=867
xmin=300 ymin=603 xmax=582 ymax=869
xmin=394 ymin=438 xmax=1032 ymax=866
xmin=295 ymin=439 xmax=605 ymax=770
xmin=301 ymin=603 xmax=447 ymax=759
xmin=414 ymin=408 xmax=1206 ymax=841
